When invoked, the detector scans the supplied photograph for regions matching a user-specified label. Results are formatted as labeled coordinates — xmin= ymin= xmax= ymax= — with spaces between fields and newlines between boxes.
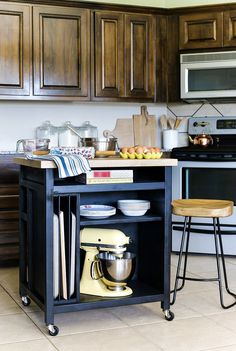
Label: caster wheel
xmin=164 ymin=309 xmax=174 ymax=321
xmin=22 ymin=296 xmax=31 ymax=307
xmin=48 ymin=325 xmax=59 ymax=336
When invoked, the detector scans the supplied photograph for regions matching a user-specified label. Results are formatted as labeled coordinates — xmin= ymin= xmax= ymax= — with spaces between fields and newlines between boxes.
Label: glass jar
xmin=77 ymin=121 xmax=98 ymax=138
xmin=35 ymin=121 xmax=58 ymax=148
xmin=58 ymin=121 xmax=79 ymax=147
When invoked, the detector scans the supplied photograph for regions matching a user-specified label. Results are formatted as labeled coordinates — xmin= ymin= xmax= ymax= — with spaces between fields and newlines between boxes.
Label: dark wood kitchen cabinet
xmin=224 ymin=11 xmax=236 ymax=47
xmin=94 ymin=12 xmax=124 ymax=98
xmin=33 ymin=6 xmax=90 ymax=98
xmin=0 ymin=156 xmax=20 ymax=266
xmin=0 ymin=3 xmax=31 ymax=96
xmin=179 ymin=12 xmax=223 ymax=50
xmin=93 ymin=11 xmax=155 ymax=100
xmin=179 ymin=10 xmax=236 ymax=50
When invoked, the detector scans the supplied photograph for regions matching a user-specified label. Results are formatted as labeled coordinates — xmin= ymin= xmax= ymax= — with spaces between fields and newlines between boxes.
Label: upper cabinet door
xmin=179 ymin=12 xmax=223 ymax=50
xmin=94 ymin=11 xmax=124 ymax=98
xmin=224 ymin=11 xmax=236 ymax=47
xmin=0 ymin=4 xmax=30 ymax=96
xmin=33 ymin=6 xmax=90 ymax=98
xmin=125 ymin=14 xmax=155 ymax=99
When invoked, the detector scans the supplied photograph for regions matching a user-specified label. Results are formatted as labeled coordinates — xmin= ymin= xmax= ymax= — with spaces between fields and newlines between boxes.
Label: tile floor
xmin=1 ymin=255 xmax=236 ymax=350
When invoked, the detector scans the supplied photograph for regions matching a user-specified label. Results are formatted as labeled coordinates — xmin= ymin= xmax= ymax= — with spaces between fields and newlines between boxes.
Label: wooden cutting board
xmin=133 ymin=106 xmax=157 ymax=147
xmin=103 ymin=119 xmax=134 ymax=147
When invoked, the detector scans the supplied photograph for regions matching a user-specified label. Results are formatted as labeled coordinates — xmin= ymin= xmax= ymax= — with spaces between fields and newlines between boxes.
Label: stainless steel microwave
xmin=180 ymin=51 xmax=236 ymax=100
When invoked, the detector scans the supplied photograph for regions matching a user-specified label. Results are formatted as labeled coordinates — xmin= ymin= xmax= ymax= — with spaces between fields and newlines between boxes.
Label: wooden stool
xmin=171 ymin=199 xmax=236 ymax=309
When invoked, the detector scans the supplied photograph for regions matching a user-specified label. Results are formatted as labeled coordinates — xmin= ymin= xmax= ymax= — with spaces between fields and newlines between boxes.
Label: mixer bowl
xmin=96 ymin=252 xmax=136 ymax=291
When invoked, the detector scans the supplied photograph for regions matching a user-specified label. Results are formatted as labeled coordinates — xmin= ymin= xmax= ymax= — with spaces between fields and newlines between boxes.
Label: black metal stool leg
xmin=213 ymin=217 xmax=225 ymax=308
xmin=216 ymin=218 xmax=236 ymax=309
xmin=170 ymin=216 xmax=191 ymax=305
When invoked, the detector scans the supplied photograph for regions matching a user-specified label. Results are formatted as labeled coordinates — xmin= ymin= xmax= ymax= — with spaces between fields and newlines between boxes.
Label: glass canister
xmin=77 ymin=121 xmax=98 ymax=138
xmin=58 ymin=121 xmax=79 ymax=147
xmin=35 ymin=121 xmax=58 ymax=148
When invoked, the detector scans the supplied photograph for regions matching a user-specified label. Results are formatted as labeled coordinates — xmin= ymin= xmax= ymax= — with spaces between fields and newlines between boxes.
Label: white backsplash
xmin=1 ymin=100 xmax=236 ymax=151
xmin=166 ymin=102 xmax=236 ymax=148
xmin=0 ymin=101 xmax=166 ymax=151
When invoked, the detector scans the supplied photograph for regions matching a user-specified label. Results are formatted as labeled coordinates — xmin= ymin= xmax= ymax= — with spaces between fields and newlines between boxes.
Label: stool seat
xmin=172 ymin=199 xmax=233 ymax=218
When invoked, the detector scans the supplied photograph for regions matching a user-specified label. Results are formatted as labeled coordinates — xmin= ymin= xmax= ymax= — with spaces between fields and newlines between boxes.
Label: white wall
xmin=81 ymin=0 xmax=236 ymax=8
xmin=166 ymin=0 xmax=236 ymax=8
xmin=79 ymin=0 xmax=165 ymax=7
xmin=0 ymin=101 xmax=166 ymax=151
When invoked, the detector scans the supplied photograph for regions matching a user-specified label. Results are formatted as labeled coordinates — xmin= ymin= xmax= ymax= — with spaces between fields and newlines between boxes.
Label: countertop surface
xmin=14 ymin=156 xmax=178 ymax=168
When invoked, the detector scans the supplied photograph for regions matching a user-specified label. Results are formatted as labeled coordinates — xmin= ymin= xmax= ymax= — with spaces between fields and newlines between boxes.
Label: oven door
xmin=172 ymin=161 xmax=236 ymax=255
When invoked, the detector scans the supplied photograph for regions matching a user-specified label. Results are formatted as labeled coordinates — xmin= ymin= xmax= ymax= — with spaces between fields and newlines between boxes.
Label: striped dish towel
xmin=26 ymin=154 xmax=91 ymax=178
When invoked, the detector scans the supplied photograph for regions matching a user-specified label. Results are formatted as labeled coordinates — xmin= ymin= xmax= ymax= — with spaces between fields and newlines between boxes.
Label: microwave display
xmin=188 ymin=68 xmax=236 ymax=92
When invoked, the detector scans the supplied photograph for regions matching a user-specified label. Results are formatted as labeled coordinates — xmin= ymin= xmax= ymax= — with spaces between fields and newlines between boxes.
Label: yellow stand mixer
xmin=80 ymin=228 xmax=136 ymax=297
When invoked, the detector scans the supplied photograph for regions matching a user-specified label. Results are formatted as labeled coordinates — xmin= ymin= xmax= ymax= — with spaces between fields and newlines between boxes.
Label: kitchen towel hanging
xmin=26 ymin=154 xmax=91 ymax=178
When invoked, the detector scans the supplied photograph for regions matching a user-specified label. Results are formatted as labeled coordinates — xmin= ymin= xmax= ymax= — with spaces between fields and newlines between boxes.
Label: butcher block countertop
xmin=14 ymin=156 xmax=178 ymax=168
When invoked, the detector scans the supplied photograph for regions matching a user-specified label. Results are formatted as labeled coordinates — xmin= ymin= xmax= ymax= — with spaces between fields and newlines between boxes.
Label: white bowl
xmin=117 ymin=200 xmax=150 ymax=210
xmin=119 ymin=208 xmax=148 ymax=216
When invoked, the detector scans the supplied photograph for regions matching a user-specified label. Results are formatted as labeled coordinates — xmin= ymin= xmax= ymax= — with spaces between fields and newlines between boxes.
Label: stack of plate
xmin=80 ymin=205 xmax=116 ymax=219
xmin=117 ymin=200 xmax=150 ymax=216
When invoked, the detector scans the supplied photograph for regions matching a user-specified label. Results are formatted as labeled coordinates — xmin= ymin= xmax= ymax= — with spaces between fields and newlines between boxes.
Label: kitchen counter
xmin=14 ymin=156 xmax=178 ymax=169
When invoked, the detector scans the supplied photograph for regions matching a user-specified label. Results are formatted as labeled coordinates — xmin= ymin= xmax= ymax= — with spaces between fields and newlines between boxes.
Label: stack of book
xmin=77 ymin=169 xmax=133 ymax=184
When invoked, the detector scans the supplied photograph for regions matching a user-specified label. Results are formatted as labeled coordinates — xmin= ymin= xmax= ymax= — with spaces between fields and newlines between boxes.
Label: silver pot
xmin=91 ymin=138 xmax=118 ymax=151
xmin=80 ymin=137 xmax=97 ymax=147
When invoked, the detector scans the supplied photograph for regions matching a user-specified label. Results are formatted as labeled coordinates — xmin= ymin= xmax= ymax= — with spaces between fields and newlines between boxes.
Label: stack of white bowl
xmin=117 ymin=200 xmax=150 ymax=216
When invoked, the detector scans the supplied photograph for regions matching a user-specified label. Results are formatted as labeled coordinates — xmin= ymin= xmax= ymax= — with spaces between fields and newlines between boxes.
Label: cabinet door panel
xmin=179 ymin=12 xmax=223 ymax=49
xmin=125 ymin=14 xmax=155 ymax=99
xmin=0 ymin=4 xmax=30 ymax=95
xmin=94 ymin=12 xmax=124 ymax=97
xmin=224 ymin=11 xmax=236 ymax=47
xmin=33 ymin=6 xmax=90 ymax=97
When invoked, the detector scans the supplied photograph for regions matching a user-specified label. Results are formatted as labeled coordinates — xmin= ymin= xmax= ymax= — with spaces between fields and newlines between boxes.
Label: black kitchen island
xmin=14 ymin=156 xmax=177 ymax=336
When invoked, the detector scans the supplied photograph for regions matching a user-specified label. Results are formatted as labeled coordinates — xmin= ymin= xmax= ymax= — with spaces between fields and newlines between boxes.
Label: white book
xmin=86 ymin=169 xmax=133 ymax=178
xmin=53 ymin=214 xmax=60 ymax=299
xmin=59 ymin=211 xmax=68 ymax=300
xmin=69 ymin=212 xmax=76 ymax=298
xmin=86 ymin=177 xmax=133 ymax=184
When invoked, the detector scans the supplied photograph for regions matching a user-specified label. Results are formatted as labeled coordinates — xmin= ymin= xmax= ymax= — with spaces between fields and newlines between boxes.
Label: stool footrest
xmin=177 ymin=276 xmax=219 ymax=282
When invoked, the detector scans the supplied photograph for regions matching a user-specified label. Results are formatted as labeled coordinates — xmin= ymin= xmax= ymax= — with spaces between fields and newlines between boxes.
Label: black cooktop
xmin=171 ymin=145 xmax=236 ymax=161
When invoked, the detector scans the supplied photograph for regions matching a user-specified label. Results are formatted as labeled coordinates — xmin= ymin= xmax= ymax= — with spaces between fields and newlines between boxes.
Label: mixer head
xmin=80 ymin=227 xmax=130 ymax=253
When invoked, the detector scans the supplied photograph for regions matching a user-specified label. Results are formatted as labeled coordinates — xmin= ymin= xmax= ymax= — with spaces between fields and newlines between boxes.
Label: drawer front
xmin=0 ymin=230 xmax=19 ymax=245
xmin=0 ymin=196 xmax=18 ymax=210
xmin=0 ymin=185 xmax=19 ymax=196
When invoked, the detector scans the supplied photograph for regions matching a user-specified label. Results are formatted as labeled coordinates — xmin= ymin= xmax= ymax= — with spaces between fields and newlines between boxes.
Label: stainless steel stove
xmin=171 ymin=116 xmax=236 ymax=255
xmin=171 ymin=116 xmax=236 ymax=161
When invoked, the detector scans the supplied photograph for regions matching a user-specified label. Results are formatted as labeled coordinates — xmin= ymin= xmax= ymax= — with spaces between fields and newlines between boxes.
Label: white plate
xmin=80 ymin=205 xmax=116 ymax=219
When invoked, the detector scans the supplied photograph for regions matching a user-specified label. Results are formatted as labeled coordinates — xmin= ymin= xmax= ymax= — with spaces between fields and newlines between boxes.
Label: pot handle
xmin=16 ymin=139 xmax=24 ymax=152
xmin=90 ymin=260 xmax=104 ymax=280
